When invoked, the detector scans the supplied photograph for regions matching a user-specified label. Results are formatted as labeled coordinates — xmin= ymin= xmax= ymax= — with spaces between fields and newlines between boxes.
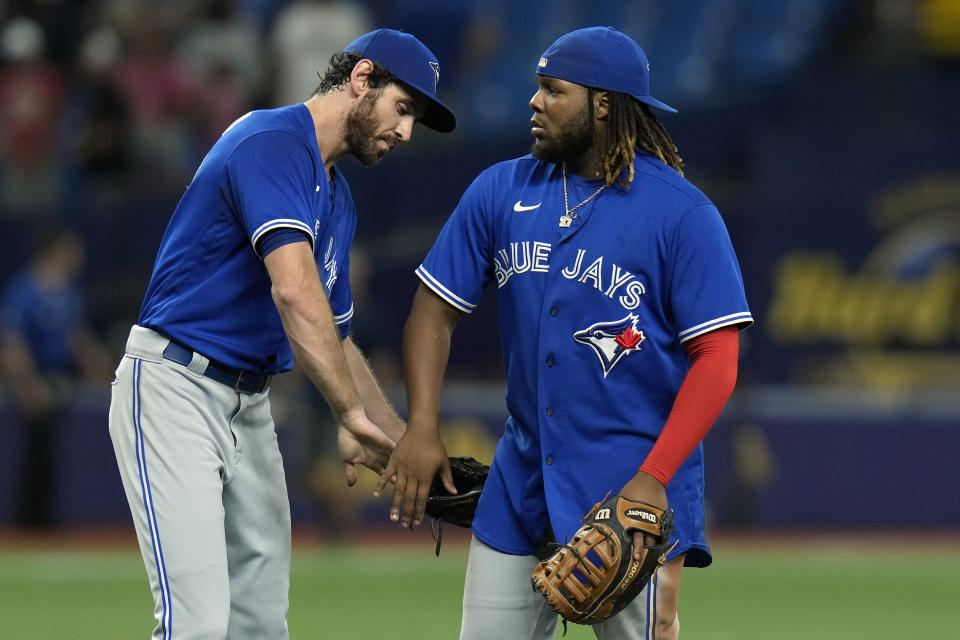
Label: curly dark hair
xmin=313 ymin=50 xmax=397 ymax=96
xmin=593 ymin=88 xmax=684 ymax=186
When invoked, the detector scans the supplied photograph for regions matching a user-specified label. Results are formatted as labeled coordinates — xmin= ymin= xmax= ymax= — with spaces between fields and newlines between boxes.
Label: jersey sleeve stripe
xmin=678 ymin=312 xmax=754 ymax=342
xmin=333 ymin=304 xmax=354 ymax=325
xmin=251 ymin=219 xmax=315 ymax=256
xmin=415 ymin=265 xmax=477 ymax=313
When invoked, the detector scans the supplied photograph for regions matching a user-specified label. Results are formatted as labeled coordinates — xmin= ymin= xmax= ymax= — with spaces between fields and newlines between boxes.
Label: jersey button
xmin=546 ymin=457 xmax=554 ymax=465
xmin=545 ymin=357 xmax=555 ymax=367
xmin=550 ymin=307 xmax=559 ymax=316
xmin=545 ymin=407 xmax=554 ymax=416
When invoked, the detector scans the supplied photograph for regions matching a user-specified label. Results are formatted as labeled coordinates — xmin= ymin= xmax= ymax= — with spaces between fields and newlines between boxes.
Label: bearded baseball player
xmin=108 ymin=29 xmax=455 ymax=639
xmin=375 ymin=27 xmax=752 ymax=639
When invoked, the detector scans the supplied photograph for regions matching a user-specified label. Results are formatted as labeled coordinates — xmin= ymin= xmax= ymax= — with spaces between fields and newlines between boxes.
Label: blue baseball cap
xmin=536 ymin=26 xmax=677 ymax=114
xmin=345 ymin=28 xmax=456 ymax=132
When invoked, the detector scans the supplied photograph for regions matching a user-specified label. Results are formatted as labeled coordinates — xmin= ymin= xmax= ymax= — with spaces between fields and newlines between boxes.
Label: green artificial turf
xmin=1 ymin=538 xmax=958 ymax=639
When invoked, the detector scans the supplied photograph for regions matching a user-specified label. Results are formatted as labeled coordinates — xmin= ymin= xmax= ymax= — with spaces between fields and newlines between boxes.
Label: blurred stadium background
xmin=0 ymin=0 xmax=958 ymax=637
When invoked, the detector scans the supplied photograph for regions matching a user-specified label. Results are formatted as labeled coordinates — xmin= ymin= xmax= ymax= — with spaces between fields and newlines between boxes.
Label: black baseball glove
xmin=424 ymin=456 xmax=489 ymax=555
xmin=425 ymin=456 xmax=489 ymax=527
xmin=531 ymin=494 xmax=675 ymax=626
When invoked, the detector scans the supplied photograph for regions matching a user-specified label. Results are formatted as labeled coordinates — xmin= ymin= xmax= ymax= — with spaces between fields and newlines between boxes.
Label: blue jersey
xmin=418 ymin=153 xmax=752 ymax=565
xmin=1 ymin=269 xmax=84 ymax=373
xmin=139 ymin=104 xmax=356 ymax=375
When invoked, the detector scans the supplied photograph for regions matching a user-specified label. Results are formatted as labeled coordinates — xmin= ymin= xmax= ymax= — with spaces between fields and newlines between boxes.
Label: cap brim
xmin=536 ymin=67 xmax=677 ymax=115
xmin=420 ymin=98 xmax=457 ymax=132
xmin=393 ymin=80 xmax=456 ymax=133
xmin=635 ymin=95 xmax=678 ymax=114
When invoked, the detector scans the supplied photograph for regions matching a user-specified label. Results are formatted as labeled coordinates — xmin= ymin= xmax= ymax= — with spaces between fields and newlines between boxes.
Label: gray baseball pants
xmin=109 ymin=325 xmax=291 ymax=639
xmin=460 ymin=535 xmax=655 ymax=639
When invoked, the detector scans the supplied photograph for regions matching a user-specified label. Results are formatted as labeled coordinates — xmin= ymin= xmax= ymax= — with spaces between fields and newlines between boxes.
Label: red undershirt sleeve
xmin=637 ymin=325 xmax=740 ymax=486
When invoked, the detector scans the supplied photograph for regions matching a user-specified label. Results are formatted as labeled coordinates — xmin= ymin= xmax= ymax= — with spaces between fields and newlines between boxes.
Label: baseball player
xmin=376 ymin=27 xmax=752 ymax=639
xmin=108 ymin=29 xmax=455 ymax=639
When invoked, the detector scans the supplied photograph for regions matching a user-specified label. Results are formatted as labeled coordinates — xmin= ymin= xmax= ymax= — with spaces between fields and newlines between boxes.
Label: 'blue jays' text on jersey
xmin=138 ymin=104 xmax=356 ymax=375
xmin=417 ymin=153 xmax=753 ymax=565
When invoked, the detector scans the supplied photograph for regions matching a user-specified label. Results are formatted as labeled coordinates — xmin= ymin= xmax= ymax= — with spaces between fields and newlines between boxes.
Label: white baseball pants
xmin=109 ymin=326 xmax=291 ymax=640
xmin=460 ymin=535 xmax=656 ymax=639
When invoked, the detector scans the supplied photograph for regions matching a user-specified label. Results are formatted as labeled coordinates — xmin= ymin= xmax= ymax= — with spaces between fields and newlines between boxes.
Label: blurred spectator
xmin=0 ymin=227 xmax=113 ymax=528
xmin=177 ymin=0 xmax=265 ymax=144
xmin=2 ymin=0 xmax=90 ymax=65
xmin=110 ymin=3 xmax=200 ymax=180
xmin=178 ymin=0 xmax=263 ymax=95
xmin=0 ymin=17 xmax=65 ymax=217
xmin=269 ymin=0 xmax=371 ymax=106
xmin=60 ymin=24 xmax=133 ymax=208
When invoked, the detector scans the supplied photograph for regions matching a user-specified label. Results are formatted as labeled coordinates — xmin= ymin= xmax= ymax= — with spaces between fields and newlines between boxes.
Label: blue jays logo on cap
xmin=344 ymin=28 xmax=456 ymax=132
xmin=536 ymin=26 xmax=677 ymax=114
xmin=574 ymin=314 xmax=646 ymax=377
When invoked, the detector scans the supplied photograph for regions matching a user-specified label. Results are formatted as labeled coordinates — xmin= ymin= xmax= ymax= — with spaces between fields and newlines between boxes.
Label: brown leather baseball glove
xmin=531 ymin=494 xmax=675 ymax=626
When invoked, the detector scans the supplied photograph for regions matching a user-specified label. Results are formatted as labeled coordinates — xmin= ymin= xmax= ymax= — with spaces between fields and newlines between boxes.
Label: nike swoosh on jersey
xmin=513 ymin=201 xmax=542 ymax=212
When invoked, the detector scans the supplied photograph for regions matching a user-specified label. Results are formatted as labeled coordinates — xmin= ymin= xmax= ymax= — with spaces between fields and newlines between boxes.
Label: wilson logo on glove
xmin=624 ymin=508 xmax=658 ymax=524
xmin=530 ymin=494 xmax=675 ymax=626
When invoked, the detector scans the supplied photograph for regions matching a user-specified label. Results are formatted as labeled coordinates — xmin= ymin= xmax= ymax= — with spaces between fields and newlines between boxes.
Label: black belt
xmin=162 ymin=340 xmax=269 ymax=394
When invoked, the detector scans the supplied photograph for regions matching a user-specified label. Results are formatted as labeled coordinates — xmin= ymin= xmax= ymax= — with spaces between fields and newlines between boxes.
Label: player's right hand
xmin=337 ymin=411 xmax=396 ymax=486
xmin=374 ymin=427 xmax=455 ymax=529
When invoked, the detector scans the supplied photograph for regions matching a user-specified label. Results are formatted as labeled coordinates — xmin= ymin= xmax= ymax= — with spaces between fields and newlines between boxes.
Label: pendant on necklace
xmin=558 ymin=215 xmax=573 ymax=228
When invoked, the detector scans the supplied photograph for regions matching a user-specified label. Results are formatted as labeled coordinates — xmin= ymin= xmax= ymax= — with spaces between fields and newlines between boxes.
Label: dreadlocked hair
xmin=598 ymin=89 xmax=684 ymax=187
xmin=313 ymin=51 xmax=396 ymax=96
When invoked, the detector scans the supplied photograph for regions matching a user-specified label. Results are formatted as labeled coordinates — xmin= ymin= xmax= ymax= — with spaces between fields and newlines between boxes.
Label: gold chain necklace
xmin=560 ymin=165 xmax=608 ymax=228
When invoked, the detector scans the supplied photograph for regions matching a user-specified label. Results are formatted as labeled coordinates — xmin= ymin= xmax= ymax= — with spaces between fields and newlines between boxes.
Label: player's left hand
xmin=373 ymin=427 xmax=455 ymax=529
xmin=337 ymin=411 xmax=397 ymax=486
xmin=620 ymin=470 xmax=669 ymax=560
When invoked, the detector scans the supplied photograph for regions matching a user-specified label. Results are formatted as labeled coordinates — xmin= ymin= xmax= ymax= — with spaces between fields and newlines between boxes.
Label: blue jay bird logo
xmin=574 ymin=314 xmax=645 ymax=377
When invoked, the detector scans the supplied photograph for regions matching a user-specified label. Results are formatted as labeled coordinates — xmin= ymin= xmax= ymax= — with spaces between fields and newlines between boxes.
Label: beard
xmin=531 ymin=105 xmax=595 ymax=165
xmin=345 ymin=92 xmax=386 ymax=166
